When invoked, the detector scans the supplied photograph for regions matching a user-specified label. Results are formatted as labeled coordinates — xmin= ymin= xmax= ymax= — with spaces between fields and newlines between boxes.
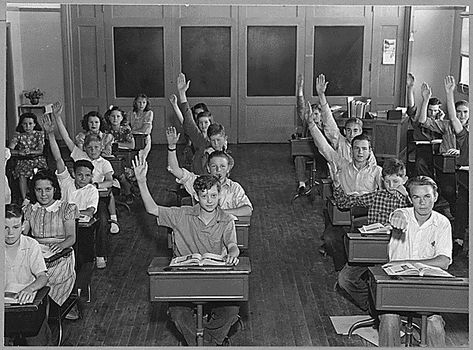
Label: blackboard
xmin=181 ymin=26 xmax=231 ymax=97
xmin=313 ymin=26 xmax=364 ymax=96
xmin=247 ymin=26 xmax=296 ymax=96
xmin=114 ymin=27 xmax=165 ymax=98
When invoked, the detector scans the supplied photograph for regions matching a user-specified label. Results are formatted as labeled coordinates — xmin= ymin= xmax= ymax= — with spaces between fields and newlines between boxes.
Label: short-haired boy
xmin=167 ymin=126 xmax=252 ymax=217
xmin=133 ymin=156 xmax=240 ymax=346
xmin=202 ymin=123 xmax=229 ymax=171
xmin=331 ymin=158 xmax=410 ymax=311
xmin=5 ymin=204 xmax=52 ymax=346
xmin=379 ymin=176 xmax=452 ymax=347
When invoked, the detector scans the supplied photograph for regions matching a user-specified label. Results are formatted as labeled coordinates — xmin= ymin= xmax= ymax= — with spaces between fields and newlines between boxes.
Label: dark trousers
xmin=338 ymin=264 xmax=371 ymax=311
xmin=454 ymin=186 xmax=468 ymax=241
xmin=96 ymin=196 xmax=111 ymax=257
xmin=75 ymin=224 xmax=96 ymax=290
xmin=322 ymin=209 xmax=349 ymax=271
xmin=294 ymin=156 xmax=310 ymax=184
xmin=168 ymin=302 xmax=239 ymax=346
xmin=436 ymin=172 xmax=457 ymax=215
xmin=415 ymin=144 xmax=435 ymax=178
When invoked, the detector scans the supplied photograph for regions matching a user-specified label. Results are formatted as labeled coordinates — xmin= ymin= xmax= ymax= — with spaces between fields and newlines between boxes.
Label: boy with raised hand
xmin=133 ymin=155 xmax=240 ymax=346
xmin=331 ymin=158 xmax=411 ymax=311
xmin=315 ymin=74 xmax=376 ymax=165
xmin=167 ymin=126 xmax=252 ymax=217
xmin=5 ymin=204 xmax=53 ymax=345
xmin=379 ymin=176 xmax=452 ymax=347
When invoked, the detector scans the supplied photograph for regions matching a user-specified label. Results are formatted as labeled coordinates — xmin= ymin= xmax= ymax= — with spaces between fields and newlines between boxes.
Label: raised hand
xmin=52 ymin=101 xmax=63 ymax=117
xmin=39 ymin=114 xmax=54 ymax=134
xmin=420 ymin=82 xmax=432 ymax=101
xmin=297 ymin=74 xmax=304 ymax=93
xmin=166 ymin=126 xmax=181 ymax=147
xmin=132 ymin=154 xmax=148 ymax=183
xmin=168 ymin=94 xmax=178 ymax=106
xmin=177 ymin=73 xmax=190 ymax=93
xmin=315 ymin=74 xmax=328 ymax=95
xmin=444 ymin=75 xmax=456 ymax=95
xmin=389 ymin=210 xmax=408 ymax=231
xmin=406 ymin=73 xmax=415 ymax=88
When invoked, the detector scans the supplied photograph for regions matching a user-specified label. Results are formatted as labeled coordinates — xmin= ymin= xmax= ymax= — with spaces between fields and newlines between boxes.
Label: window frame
xmin=458 ymin=7 xmax=469 ymax=94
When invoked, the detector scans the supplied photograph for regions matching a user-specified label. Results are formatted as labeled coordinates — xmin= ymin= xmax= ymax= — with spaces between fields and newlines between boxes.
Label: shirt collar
xmin=32 ymin=199 xmax=61 ymax=212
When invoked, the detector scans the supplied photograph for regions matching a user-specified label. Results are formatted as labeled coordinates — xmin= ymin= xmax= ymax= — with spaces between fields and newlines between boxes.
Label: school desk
xmin=98 ymin=187 xmax=112 ymax=197
xmin=433 ymin=154 xmax=457 ymax=174
xmin=326 ymin=197 xmax=351 ymax=226
xmin=132 ymin=133 xmax=148 ymax=150
xmin=290 ymin=137 xmax=316 ymax=158
xmin=147 ymin=256 xmax=251 ymax=346
xmin=4 ymin=286 xmax=50 ymax=341
xmin=368 ymin=265 xmax=468 ymax=347
xmin=344 ymin=232 xmax=390 ymax=264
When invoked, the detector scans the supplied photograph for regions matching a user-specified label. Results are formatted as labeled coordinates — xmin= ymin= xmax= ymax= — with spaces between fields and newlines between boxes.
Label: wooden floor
xmin=59 ymin=144 xmax=469 ymax=347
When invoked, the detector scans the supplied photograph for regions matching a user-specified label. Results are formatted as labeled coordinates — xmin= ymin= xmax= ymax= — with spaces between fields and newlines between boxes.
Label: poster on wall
xmin=382 ymin=39 xmax=396 ymax=65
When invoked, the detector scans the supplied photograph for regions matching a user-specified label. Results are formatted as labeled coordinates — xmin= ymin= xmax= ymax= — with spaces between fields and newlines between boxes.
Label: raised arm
xmin=166 ymin=126 xmax=185 ymax=179
xmin=444 ymin=75 xmax=463 ymax=134
xmin=316 ymin=74 xmax=341 ymax=149
xmin=417 ymin=82 xmax=432 ymax=125
xmin=52 ymin=102 xmax=76 ymax=152
xmin=296 ymin=74 xmax=307 ymax=124
xmin=332 ymin=184 xmax=375 ymax=209
xmin=406 ymin=73 xmax=419 ymax=120
xmin=169 ymin=94 xmax=184 ymax=124
xmin=133 ymin=155 xmax=159 ymax=217
xmin=40 ymin=114 xmax=66 ymax=174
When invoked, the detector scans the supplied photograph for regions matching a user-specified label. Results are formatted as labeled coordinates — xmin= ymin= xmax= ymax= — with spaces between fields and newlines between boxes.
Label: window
xmin=459 ymin=7 xmax=469 ymax=91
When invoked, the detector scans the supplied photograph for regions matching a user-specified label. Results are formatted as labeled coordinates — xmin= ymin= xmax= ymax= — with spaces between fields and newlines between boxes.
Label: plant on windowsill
xmin=24 ymin=88 xmax=44 ymax=105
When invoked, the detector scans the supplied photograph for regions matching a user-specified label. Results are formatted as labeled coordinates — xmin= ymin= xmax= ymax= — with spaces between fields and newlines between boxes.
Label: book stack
xmin=347 ymin=97 xmax=371 ymax=119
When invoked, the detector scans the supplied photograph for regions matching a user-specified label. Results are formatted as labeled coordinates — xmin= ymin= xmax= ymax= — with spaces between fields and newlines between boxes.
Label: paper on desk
xmin=329 ymin=315 xmax=379 ymax=346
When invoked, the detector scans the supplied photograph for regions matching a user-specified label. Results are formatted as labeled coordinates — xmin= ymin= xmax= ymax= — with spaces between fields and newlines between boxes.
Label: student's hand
xmin=132 ymin=155 xmax=148 ymax=183
xmin=315 ymin=74 xmax=328 ymax=95
xmin=296 ymin=74 xmax=304 ymax=93
xmin=389 ymin=210 xmax=408 ymax=231
xmin=52 ymin=101 xmax=63 ymax=117
xmin=305 ymin=102 xmax=317 ymax=128
xmin=17 ymin=287 xmax=35 ymax=305
xmin=444 ymin=75 xmax=456 ymax=95
xmin=168 ymin=94 xmax=178 ymax=106
xmin=49 ymin=243 xmax=63 ymax=254
xmin=420 ymin=82 xmax=432 ymax=101
xmin=406 ymin=73 xmax=415 ymax=88
xmin=445 ymin=148 xmax=460 ymax=156
xmin=166 ymin=126 xmax=180 ymax=147
xmin=39 ymin=114 xmax=55 ymax=134
xmin=225 ymin=253 xmax=239 ymax=266
xmin=177 ymin=73 xmax=190 ymax=93
xmin=437 ymin=109 xmax=445 ymax=120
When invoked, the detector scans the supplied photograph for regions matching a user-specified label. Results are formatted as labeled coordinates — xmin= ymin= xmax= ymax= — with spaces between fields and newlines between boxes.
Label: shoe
xmin=297 ymin=185 xmax=306 ymax=195
xmin=96 ymin=257 xmax=106 ymax=269
xmin=65 ymin=304 xmax=80 ymax=320
xmin=218 ymin=337 xmax=231 ymax=346
xmin=109 ymin=220 xmax=120 ymax=234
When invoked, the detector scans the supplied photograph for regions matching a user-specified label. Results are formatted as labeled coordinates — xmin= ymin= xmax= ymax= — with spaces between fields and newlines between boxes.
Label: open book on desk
xmin=358 ymin=223 xmax=391 ymax=235
xmin=382 ymin=262 xmax=454 ymax=278
xmin=170 ymin=253 xmax=227 ymax=267
xmin=4 ymin=283 xmax=37 ymax=304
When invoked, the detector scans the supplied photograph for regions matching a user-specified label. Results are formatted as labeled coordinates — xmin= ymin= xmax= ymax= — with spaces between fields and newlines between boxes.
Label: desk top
xmin=99 ymin=187 xmax=112 ymax=197
xmin=78 ymin=216 xmax=98 ymax=228
xmin=368 ymin=265 xmax=468 ymax=286
xmin=235 ymin=215 xmax=251 ymax=226
xmin=346 ymin=232 xmax=391 ymax=241
xmin=5 ymin=286 xmax=50 ymax=312
xmin=148 ymin=257 xmax=251 ymax=276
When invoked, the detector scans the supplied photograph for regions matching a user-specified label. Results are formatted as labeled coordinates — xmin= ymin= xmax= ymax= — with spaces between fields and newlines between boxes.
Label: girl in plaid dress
xmin=8 ymin=113 xmax=48 ymax=201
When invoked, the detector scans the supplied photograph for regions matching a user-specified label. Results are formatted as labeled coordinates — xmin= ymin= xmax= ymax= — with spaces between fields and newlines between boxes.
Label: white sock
xmin=110 ymin=215 xmax=119 ymax=233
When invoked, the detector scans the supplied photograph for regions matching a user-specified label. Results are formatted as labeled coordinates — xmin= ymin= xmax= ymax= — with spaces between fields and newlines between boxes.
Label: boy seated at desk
xmin=133 ymin=155 xmax=240 ymax=346
xmin=306 ymin=108 xmax=382 ymax=272
xmin=379 ymin=175 xmax=452 ymax=347
xmin=4 ymin=204 xmax=53 ymax=346
xmin=166 ymin=126 xmax=253 ymax=217
xmin=331 ymin=158 xmax=411 ymax=311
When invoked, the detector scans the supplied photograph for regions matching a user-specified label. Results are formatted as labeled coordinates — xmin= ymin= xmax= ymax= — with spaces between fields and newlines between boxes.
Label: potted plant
xmin=24 ymin=88 xmax=44 ymax=105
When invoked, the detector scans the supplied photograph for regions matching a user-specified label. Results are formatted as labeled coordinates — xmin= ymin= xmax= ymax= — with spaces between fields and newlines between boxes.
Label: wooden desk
xmin=114 ymin=148 xmax=138 ymax=168
xmin=148 ymin=256 xmax=251 ymax=346
xmin=98 ymin=187 xmax=112 ymax=198
xmin=103 ymin=156 xmax=125 ymax=177
xmin=235 ymin=215 xmax=251 ymax=250
xmin=132 ymin=133 xmax=148 ymax=150
xmin=290 ymin=138 xmax=316 ymax=158
xmin=77 ymin=216 xmax=98 ymax=228
xmin=327 ymin=197 xmax=351 ymax=226
xmin=4 ymin=286 xmax=50 ymax=339
xmin=344 ymin=233 xmax=390 ymax=264
xmin=334 ymin=116 xmax=409 ymax=161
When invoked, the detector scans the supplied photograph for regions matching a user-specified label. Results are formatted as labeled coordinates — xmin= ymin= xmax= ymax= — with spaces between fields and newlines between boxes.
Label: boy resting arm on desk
xmin=133 ymin=155 xmax=240 ymax=346
xmin=378 ymin=175 xmax=452 ymax=347
xmin=166 ymin=126 xmax=253 ymax=217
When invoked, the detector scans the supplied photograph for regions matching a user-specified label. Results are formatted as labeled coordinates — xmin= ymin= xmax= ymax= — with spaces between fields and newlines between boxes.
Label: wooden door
xmin=172 ymin=5 xmax=239 ymax=143
xmin=103 ymin=5 xmax=173 ymax=144
xmin=68 ymin=5 xmax=107 ymax=136
xmin=237 ymin=6 xmax=306 ymax=143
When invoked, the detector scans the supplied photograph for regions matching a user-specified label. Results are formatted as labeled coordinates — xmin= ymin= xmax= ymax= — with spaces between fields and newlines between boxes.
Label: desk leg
xmin=420 ymin=315 xmax=428 ymax=347
xmin=196 ymin=304 xmax=204 ymax=346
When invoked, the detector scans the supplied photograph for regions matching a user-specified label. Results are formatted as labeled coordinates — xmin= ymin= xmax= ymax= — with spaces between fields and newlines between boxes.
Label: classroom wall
xmin=6 ymin=8 xmax=65 ymax=116
xmin=408 ymin=7 xmax=457 ymax=106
